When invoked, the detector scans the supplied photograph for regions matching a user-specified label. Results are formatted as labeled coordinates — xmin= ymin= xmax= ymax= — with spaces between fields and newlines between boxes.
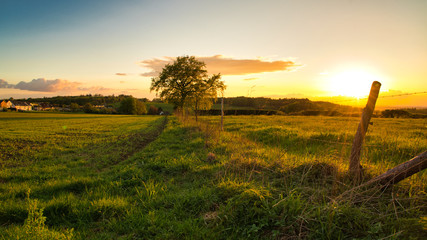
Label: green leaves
xmin=119 ymin=97 xmax=147 ymax=115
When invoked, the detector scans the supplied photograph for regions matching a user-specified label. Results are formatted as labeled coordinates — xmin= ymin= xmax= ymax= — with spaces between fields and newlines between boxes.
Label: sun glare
xmin=328 ymin=70 xmax=380 ymax=98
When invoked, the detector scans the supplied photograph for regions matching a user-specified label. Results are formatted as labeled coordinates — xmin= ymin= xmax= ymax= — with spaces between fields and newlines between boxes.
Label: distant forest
xmin=212 ymin=97 xmax=362 ymax=116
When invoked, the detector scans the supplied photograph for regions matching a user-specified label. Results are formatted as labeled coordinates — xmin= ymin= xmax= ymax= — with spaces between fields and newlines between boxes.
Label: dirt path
xmin=118 ymin=116 xmax=168 ymax=162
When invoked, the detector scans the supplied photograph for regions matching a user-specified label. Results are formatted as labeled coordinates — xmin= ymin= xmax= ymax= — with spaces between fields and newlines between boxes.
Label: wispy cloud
xmin=139 ymin=55 xmax=301 ymax=77
xmin=243 ymin=77 xmax=258 ymax=81
xmin=77 ymin=86 xmax=112 ymax=92
xmin=139 ymin=57 xmax=173 ymax=77
xmin=115 ymin=73 xmax=127 ymax=76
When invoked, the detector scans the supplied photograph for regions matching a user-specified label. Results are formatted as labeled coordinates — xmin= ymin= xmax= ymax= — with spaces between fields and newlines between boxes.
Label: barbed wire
xmin=327 ymin=91 xmax=427 ymax=104
xmin=308 ymin=138 xmax=381 ymax=147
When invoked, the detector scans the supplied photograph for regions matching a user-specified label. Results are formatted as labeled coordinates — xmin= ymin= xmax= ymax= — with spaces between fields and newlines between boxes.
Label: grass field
xmin=146 ymin=102 xmax=175 ymax=113
xmin=0 ymin=112 xmax=426 ymax=239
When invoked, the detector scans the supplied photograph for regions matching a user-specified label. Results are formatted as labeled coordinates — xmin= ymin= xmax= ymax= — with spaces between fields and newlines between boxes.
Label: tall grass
xmin=194 ymin=115 xmax=426 ymax=239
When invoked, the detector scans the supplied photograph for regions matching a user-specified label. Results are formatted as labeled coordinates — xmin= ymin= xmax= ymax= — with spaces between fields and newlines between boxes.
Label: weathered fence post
xmin=349 ymin=81 xmax=381 ymax=182
xmin=220 ymin=93 xmax=224 ymax=131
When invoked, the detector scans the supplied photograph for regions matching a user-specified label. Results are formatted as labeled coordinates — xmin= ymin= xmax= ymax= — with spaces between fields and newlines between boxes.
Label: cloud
xmin=0 ymin=79 xmax=14 ymax=88
xmin=0 ymin=78 xmax=82 ymax=92
xmin=200 ymin=55 xmax=300 ymax=75
xmin=266 ymin=93 xmax=306 ymax=99
xmin=77 ymin=86 xmax=111 ymax=92
xmin=381 ymin=89 xmax=403 ymax=96
xmin=139 ymin=55 xmax=301 ymax=77
xmin=139 ymin=57 xmax=174 ymax=77
xmin=0 ymin=78 xmax=113 ymax=93
xmin=115 ymin=73 xmax=127 ymax=76
xmin=14 ymin=78 xmax=81 ymax=92
xmin=243 ymin=77 xmax=258 ymax=81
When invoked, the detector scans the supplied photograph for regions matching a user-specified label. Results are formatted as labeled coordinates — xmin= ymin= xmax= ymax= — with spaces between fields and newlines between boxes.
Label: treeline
xmin=215 ymin=97 xmax=362 ymax=116
xmin=26 ymin=94 xmax=149 ymax=106
xmin=381 ymin=109 xmax=427 ymax=119
xmin=80 ymin=100 xmax=163 ymax=115
xmin=14 ymin=95 xmax=426 ymax=118
xmin=12 ymin=94 xmax=163 ymax=115
xmin=214 ymin=97 xmax=427 ymax=118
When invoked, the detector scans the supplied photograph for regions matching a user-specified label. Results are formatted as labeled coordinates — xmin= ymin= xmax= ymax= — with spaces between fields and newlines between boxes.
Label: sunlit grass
xmin=196 ymin=114 xmax=426 ymax=238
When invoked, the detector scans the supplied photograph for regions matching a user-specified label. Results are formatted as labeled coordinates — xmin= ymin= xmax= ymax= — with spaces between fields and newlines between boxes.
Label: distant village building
xmin=10 ymin=101 xmax=32 ymax=111
xmin=1 ymin=100 xmax=32 ymax=111
xmin=1 ymin=100 xmax=11 ymax=109
xmin=34 ymin=102 xmax=54 ymax=111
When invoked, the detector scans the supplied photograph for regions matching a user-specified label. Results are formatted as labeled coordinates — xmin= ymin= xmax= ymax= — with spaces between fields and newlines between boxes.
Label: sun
xmin=328 ymin=70 xmax=380 ymax=98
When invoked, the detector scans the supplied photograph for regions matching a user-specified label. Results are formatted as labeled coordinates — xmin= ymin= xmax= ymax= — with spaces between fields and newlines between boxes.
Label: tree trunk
xmin=195 ymin=99 xmax=198 ymax=122
xmin=349 ymin=81 xmax=381 ymax=182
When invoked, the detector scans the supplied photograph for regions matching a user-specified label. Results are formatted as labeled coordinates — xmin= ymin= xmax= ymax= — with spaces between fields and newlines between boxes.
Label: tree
xmin=120 ymin=97 xmax=147 ymax=115
xmin=83 ymin=103 xmax=95 ymax=113
xmin=150 ymin=56 xmax=225 ymax=119
xmin=135 ymin=100 xmax=147 ymax=115
xmin=188 ymin=73 xmax=224 ymax=121
xmin=70 ymin=103 xmax=80 ymax=112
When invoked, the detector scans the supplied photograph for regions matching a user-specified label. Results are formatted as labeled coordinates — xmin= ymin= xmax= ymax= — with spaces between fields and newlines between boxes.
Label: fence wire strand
xmin=327 ymin=91 xmax=427 ymax=104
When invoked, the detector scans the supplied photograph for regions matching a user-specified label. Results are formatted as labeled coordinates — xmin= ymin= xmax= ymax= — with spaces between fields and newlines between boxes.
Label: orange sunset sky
xmin=0 ymin=0 xmax=426 ymax=108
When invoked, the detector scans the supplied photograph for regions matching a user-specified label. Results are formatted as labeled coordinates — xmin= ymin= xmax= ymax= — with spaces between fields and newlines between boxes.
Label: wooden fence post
xmin=349 ymin=81 xmax=381 ymax=182
xmin=366 ymin=151 xmax=427 ymax=187
xmin=220 ymin=92 xmax=224 ymax=131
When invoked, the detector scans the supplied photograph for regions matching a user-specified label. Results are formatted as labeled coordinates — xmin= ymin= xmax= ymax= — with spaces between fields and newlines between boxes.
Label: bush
xmin=148 ymin=105 xmax=159 ymax=115
xmin=382 ymin=109 xmax=411 ymax=118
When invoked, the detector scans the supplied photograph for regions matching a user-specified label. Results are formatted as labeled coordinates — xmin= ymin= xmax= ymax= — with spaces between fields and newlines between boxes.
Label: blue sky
xmin=1 ymin=0 xmax=426 ymax=107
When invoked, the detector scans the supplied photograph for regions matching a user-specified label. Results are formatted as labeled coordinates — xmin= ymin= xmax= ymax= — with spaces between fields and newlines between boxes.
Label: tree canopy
xmin=119 ymin=97 xmax=147 ymax=115
xmin=150 ymin=56 xmax=225 ymax=116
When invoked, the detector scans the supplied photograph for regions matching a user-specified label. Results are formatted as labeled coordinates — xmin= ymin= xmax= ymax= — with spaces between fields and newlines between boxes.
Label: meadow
xmin=0 ymin=112 xmax=426 ymax=239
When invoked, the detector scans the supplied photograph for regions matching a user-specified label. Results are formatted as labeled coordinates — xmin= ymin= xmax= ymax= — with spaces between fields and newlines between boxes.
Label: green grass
xmin=0 ymin=112 xmax=426 ymax=239
xmin=146 ymin=102 xmax=174 ymax=113
xmin=197 ymin=115 xmax=427 ymax=239
xmin=201 ymin=115 xmax=427 ymax=168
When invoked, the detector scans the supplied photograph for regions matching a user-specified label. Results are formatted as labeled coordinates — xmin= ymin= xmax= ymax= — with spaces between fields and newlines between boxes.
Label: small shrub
xmin=148 ymin=105 xmax=159 ymax=115
xmin=4 ymin=190 xmax=74 ymax=240
xmin=206 ymin=152 xmax=216 ymax=163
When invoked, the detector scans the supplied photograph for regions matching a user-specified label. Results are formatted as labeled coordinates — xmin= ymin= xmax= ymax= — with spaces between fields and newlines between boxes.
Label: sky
xmin=0 ymin=0 xmax=426 ymax=107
